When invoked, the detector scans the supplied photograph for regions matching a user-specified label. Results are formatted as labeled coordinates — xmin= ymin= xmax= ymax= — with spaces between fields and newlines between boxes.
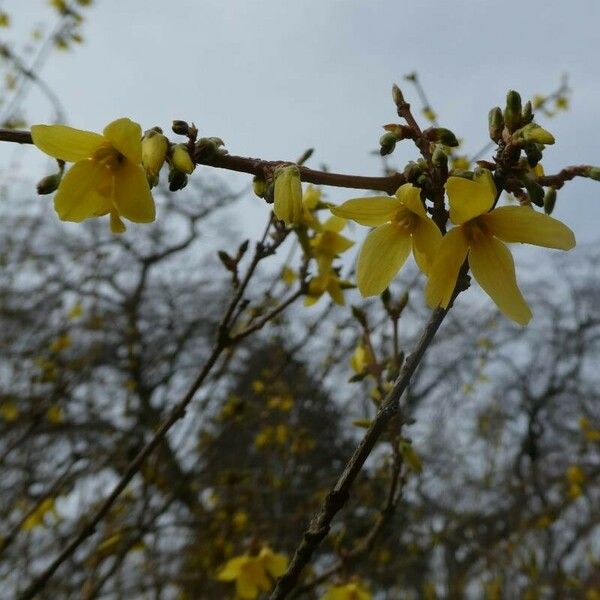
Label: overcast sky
xmin=2 ymin=0 xmax=599 ymax=250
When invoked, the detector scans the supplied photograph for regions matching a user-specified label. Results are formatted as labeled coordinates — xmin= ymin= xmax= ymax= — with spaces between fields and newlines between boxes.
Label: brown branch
xmin=269 ymin=306 xmax=448 ymax=599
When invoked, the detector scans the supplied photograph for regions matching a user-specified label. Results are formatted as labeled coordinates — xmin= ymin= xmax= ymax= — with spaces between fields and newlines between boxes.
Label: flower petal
xmin=411 ymin=216 xmax=442 ymax=274
xmin=217 ymin=557 xmax=246 ymax=581
xmin=481 ymin=206 xmax=576 ymax=249
xmin=397 ymin=183 xmax=427 ymax=218
xmin=331 ymin=196 xmax=400 ymax=227
xmin=469 ymin=235 xmax=532 ymax=325
xmin=103 ymin=118 xmax=142 ymax=164
xmin=31 ymin=124 xmax=104 ymax=162
xmin=323 ymin=215 xmax=346 ymax=233
xmin=54 ymin=160 xmax=111 ymax=222
xmin=446 ymin=170 xmax=496 ymax=225
xmin=112 ymin=161 xmax=156 ymax=223
xmin=425 ymin=227 xmax=469 ymax=309
xmin=357 ymin=224 xmax=411 ymax=296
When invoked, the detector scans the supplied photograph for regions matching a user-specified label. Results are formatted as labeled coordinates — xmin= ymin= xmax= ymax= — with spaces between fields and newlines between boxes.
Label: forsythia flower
xmin=331 ymin=183 xmax=442 ymax=296
xmin=217 ymin=547 xmax=287 ymax=599
xmin=274 ymin=165 xmax=303 ymax=225
xmin=321 ymin=581 xmax=372 ymax=600
xmin=31 ymin=118 xmax=155 ymax=233
xmin=141 ymin=128 xmax=169 ymax=186
xmin=310 ymin=216 xmax=354 ymax=261
xmin=425 ymin=170 xmax=576 ymax=325
xmin=305 ymin=265 xmax=349 ymax=306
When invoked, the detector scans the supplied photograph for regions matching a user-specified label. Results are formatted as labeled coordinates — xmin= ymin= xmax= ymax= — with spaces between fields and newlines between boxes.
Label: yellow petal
xmin=446 ymin=170 xmax=496 ymax=225
xmin=236 ymin=575 xmax=258 ymax=599
xmin=411 ymin=216 xmax=442 ymax=274
xmin=103 ymin=117 xmax=142 ymax=164
xmin=112 ymin=161 xmax=156 ymax=223
xmin=54 ymin=160 xmax=111 ymax=222
xmin=260 ymin=550 xmax=288 ymax=578
xmin=327 ymin=279 xmax=346 ymax=305
xmin=481 ymin=206 xmax=576 ymax=249
xmin=323 ymin=215 xmax=347 ymax=233
xmin=397 ymin=183 xmax=427 ymax=218
xmin=110 ymin=211 xmax=126 ymax=234
xmin=217 ymin=557 xmax=246 ymax=581
xmin=469 ymin=235 xmax=532 ymax=325
xmin=357 ymin=224 xmax=411 ymax=296
xmin=331 ymin=196 xmax=400 ymax=227
xmin=31 ymin=124 xmax=104 ymax=162
xmin=425 ymin=227 xmax=469 ymax=309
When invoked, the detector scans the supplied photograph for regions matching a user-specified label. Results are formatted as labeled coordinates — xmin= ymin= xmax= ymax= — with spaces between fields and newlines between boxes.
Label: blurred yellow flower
xmin=31 ymin=118 xmax=155 ymax=233
xmin=425 ymin=170 xmax=575 ymax=325
xmin=321 ymin=581 xmax=372 ymax=600
xmin=217 ymin=547 xmax=287 ymax=599
xmin=331 ymin=183 xmax=441 ymax=296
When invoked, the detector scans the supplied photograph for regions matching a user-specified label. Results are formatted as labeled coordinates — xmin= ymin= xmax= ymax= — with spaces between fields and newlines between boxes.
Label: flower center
xmin=392 ymin=206 xmax=417 ymax=231
xmin=462 ymin=217 xmax=489 ymax=243
xmin=92 ymin=144 xmax=125 ymax=172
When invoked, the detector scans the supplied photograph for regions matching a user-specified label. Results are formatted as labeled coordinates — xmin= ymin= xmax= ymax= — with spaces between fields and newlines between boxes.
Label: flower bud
xmin=424 ymin=127 xmax=459 ymax=147
xmin=172 ymin=120 xmax=190 ymax=136
xmin=522 ymin=100 xmax=533 ymax=124
xmin=504 ymin=90 xmax=522 ymax=132
xmin=253 ymin=175 xmax=267 ymax=198
xmin=170 ymin=144 xmax=195 ymax=174
xmin=36 ymin=173 xmax=61 ymax=195
xmin=521 ymin=174 xmax=545 ymax=207
xmin=273 ymin=165 xmax=303 ymax=225
xmin=379 ymin=132 xmax=397 ymax=156
xmin=524 ymin=143 xmax=543 ymax=167
xmin=141 ymin=129 xmax=169 ymax=187
xmin=488 ymin=107 xmax=504 ymax=142
xmin=168 ymin=166 xmax=188 ymax=192
xmin=586 ymin=167 xmax=600 ymax=181
xmin=392 ymin=83 xmax=405 ymax=107
xmin=513 ymin=123 xmax=555 ymax=146
xmin=543 ymin=187 xmax=557 ymax=215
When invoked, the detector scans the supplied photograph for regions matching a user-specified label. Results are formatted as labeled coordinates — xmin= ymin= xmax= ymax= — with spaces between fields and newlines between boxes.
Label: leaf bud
xmin=522 ymin=100 xmax=533 ymax=124
xmin=521 ymin=174 xmax=545 ymax=207
xmin=253 ymin=175 xmax=267 ymax=198
xmin=171 ymin=120 xmax=190 ymax=136
xmin=36 ymin=173 xmax=61 ymax=195
xmin=424 ymin=127 xmax=459 ymax=147
xmin=432 ymin=145 xmax=448 ymax=168
xmin=543 ymin=187 xmax=557 ymax=215
xmin=513 ymin=123 xmax=555 ymax=146
xmin=524 ymin=143 xmax=543 ymax=167
xmin=195 ymin=137 xmax=225 ymax=162
xmin=379 ymin=132 xmax=397 ymax=156
xmin=586 ymin=167 xmax=600 ymax=181
xmin=504 ymin=90 xmax=522 ymax=132
xmin=392 ymin=83 xmax=405 ymax=107
xmin=170 ymin=144 xmax=195 ymax=174
xmin=168 ymin=166 xmax=188 ymax=192
xmin=403 ymin=161 xmax=422 ymax=182
xmin=488 ymin=107 xmax=504 ymax=142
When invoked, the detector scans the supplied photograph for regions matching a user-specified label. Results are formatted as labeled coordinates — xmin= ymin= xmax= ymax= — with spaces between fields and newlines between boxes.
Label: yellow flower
xmin=310 ymin=216 xmax=354 ymax=260
xmin=217 ymin=547 xmax=287 ymax=599
xmin=321 ymin=581 xmax=372 ymax=600
xmin=350 ymin=343 xmax=373 ymax=374
xmin=305 ymin=263 xmax=349 ymax=306
xmin=31 ymin=118 xmax=155 ymax=233
xmin=331 ymin=183 xmax=442 ymax=296
xmin=170 ymin=143 xmax=195 ymax=174
xmin=274 ymin=165 xmax=303 ymax=225
xmin=141 ymin=128 xmax=169 ymax=186
xmin=425 ymin=170 xmax=575 ymax=325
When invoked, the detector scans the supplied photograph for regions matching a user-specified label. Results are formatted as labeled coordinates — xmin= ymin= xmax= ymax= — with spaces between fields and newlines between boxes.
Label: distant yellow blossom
xmin=331 ymin=183 xmax=442 ymax=296
xmin=31 ymin=118 xmax=155 ymax=233
xmin=321 ymin=581 xmax=372 ymax=600
xmin=425 ymin=170 xmax=575 ymax=325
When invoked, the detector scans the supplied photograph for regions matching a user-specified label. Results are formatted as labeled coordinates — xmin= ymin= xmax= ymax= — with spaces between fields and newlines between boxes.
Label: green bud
xmin=36 ymin=173 xmax=61 ymax=195
xmin=195 ymin=137 xmax=225 ymax=162
xmin=524 ymin=143 xmax=543 ymax=167
xmin=543 ymin=187 xmax=557 ymax=215
xmin=170 ymin=144 xmax=195 ymax=174
xmin=513 ymin=123 xmax=555 ymax=146
xmin=168 ymin=167 xmax=188 ymax=192
xmin=504 ymin=90 xmax=522 ymax=132
xmin=403 ymin=161 xmax=422 ymax=182
xmin=392 ymin=83 xmax=405 ymax=107
xmin=586 ymin=167 xmax=600 ymax=181
xmin=432 ymin=145 xmax=448 ymax=168
xmin=522 ymin=100 xmax=533 ymax=124
xmin=424 ymin=127 xmax=459 ymax=147
xmin=379 ymin=132 xmax=397 ymax=156
xmin=172 ymin=120 xmax=190 ymax=136
xmin=521 ymin=175 xmax=545 ymax=207
xmin=252 ymin=175 xmax=267 ymax=198
xmin=488 ymin=107 xmax=504 ymax=142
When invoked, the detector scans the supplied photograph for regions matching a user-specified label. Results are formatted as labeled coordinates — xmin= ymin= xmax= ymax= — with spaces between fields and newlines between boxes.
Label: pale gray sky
xmin=2 ymin=0 xmax=600 ymax=248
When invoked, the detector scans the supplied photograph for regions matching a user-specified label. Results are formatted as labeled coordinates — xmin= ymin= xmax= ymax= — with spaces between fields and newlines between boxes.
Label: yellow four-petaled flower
xmin=31 ymin=117 xmax=155 ymax=233
xmin=425 ymin=170 xmax=575 ymax=325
